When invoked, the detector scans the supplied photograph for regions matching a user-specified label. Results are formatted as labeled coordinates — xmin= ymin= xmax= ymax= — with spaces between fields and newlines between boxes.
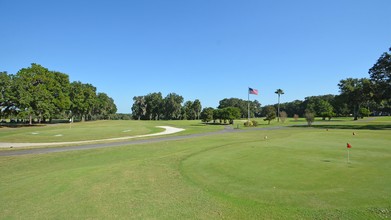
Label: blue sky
xmin=1 ymin=0 xmax=390 ymax=113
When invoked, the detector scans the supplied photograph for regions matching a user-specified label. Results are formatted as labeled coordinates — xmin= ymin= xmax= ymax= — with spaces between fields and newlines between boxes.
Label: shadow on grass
xmin=0 ymin=124 xmax=46 ymax=128
xmin=291 ymin=124 xmax=391 ymax=130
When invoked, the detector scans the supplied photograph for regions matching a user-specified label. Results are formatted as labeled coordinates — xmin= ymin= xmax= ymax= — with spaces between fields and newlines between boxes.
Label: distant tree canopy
xmin=0 ymin=64 xmax=117 ymax=124
xmin=131 ymin=92 xmax=201 ymax=120
xmin=218 ymin=98 xmax=261 ymax=118
xmin=260 ymin=46 xmax=391 ymax=120
xmin=369 ymin=47 xmax=391 ymax=103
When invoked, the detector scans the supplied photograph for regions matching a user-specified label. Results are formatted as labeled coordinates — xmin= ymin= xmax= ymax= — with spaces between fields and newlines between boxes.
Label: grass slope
xmin=0 ymin=118 xmax=390 ymax=219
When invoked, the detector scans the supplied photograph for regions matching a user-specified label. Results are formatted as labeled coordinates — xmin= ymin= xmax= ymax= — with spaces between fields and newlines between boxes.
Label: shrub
xmin=244 ymin=121 xmax=253 ymax=127
xmin=304 ymin=110 xmax=315 ymax=126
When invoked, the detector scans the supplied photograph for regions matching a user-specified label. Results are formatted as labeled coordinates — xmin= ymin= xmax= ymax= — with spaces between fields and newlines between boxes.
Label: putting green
xmin=181 ymin=128 xmax=391 ymax=217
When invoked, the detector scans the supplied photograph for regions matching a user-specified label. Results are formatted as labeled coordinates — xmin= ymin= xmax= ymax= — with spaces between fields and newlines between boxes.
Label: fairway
xmin=0 ymin=118 xmax=390 ymax=219
xmin=0 ymin=120 xmax=223 ymax=144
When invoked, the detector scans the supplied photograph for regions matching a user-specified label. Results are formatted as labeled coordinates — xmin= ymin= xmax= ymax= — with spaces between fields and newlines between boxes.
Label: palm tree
xmin=275 ymin=89 xmax=284 ymax=122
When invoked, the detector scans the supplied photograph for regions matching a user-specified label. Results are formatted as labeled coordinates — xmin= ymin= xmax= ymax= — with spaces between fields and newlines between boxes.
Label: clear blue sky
xmin=1 ymin=0 xmax=390 ymax=113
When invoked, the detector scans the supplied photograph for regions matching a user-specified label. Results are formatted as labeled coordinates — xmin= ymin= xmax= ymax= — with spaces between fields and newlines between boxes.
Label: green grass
xmin=0 ymin=117 xmax=390 ymax=219
xmin=0 ymin=120 xmax=224 ymax=143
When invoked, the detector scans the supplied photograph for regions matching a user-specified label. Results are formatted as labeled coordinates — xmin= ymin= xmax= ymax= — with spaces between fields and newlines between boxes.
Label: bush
xmin=244 ymin=121 xmax=253 ymax=127
xmin=244 ymin=120 xmax=258 ymax=127
xmin=304 ymin=110 xmax=315 ymax=126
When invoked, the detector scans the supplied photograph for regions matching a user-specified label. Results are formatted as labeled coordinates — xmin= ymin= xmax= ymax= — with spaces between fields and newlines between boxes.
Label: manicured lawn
xmin=0 ymin=120 xmax=224 ymax=143
xmin=0 ymin=117 xmax=390 ymax=219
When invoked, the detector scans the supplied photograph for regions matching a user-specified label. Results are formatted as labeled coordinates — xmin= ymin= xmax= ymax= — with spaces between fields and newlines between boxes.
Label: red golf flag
xmin=347 ymin=143 xmax=352 ymax=148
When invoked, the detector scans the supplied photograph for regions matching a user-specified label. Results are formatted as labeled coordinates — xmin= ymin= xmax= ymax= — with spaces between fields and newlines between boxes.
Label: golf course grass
xmin=0 ymin=120 xmax=224 ymax=143
xmin=0 ymin=118 xmax=390 ymax=219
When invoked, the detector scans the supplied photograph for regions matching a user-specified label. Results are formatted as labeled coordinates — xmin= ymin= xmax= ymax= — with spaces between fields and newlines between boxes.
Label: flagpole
xmin=248 ymin=87 xmax=250 ymax=122
xmin=347 ymin=149 xmax=350 ymax=163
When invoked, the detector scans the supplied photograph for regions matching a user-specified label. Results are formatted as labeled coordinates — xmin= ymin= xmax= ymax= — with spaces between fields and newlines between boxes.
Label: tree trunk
xmin=353 ymin=104 xmax=358 ymax=120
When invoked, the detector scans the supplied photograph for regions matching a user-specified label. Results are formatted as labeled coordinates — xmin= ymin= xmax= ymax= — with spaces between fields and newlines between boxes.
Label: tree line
xmin=263 ymin=47 xmax=391 ymax=121
xmin=131 ymin=92 xmax=202 ymax=120
xmin=0 ymin=63 xmax=117 ymax=124
xmin=131 ymin=93 xmax=262 ymax=123
xmin=198 ymin=98 xmax=261 ymax=124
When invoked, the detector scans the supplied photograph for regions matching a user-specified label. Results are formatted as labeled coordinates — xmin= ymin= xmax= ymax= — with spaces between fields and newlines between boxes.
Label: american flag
xmin=249 ymin=87 xmax=258 ymax=95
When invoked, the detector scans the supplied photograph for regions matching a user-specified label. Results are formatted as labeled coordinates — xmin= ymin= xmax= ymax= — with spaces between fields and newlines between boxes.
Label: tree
xmin=13 ymin=64 xmax=71 ymax=124
xmin=48 ymin=71 xmax=71 ymax=120
xmin=212 ymin=107 xmax=241 ymax=124
xmin=218 ymin=98 xmax=259 ymax=118
xmin=200 ymin=107 xmax=214 ymax=123
xmin=318 ymin=100 xmax=335 ymax=120
xmin=275 ymin=89 xmax=284 ymax=122
xmin=223 ymin=107 xmax=241 ymax=124
xmin=271 ymin=100 xmax=304 ymax=118
xmin=305 ymin=96 xmax=335 ymax=120
xmin=0 ymin=72 xmax=15 ymax=119
xmin=1 ymin=64 xmax=114 ymax=123
xmin=69 ymin=82 xmax=97 ymax=121
xmin=183 ymin=101 xmax=193 ymax=120
xmin=144 ymin=92 xmax=163 ymax=120
xmin=280 ymin=111 xmax=287 ymax=123
xmin=192 ymin=99 xmax=202 ymax=120
xmin=163 ymin=93 xmax=183 ymax=120
xmin=263 ymin=106 xmax=276 ymax=125
xmin=359 ymin=107 xmax=371 ymax=118
xmin=333 ymin=95 xmax=350 ymax=117
xmin=131 ymin=96 xmax=147 ymax=120
xmin=304 ymin=109 xmax=315 ymax=126
xmin=250 ymin=100 xmax=262 ymax=117
xmin=369 ymin=47 xmax=391 ymax=102
xmin=94 ymin=92 xmax=117 ymax=119
xmin=338 ymin=78 xmax=373 ymax=120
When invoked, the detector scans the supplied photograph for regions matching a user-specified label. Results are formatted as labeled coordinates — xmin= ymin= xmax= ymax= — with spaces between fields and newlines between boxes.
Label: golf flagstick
xmin=347 ymin=143 xmax=352 ymax=163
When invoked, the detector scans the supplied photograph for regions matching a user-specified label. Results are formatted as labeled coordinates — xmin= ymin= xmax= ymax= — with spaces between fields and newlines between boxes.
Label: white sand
xmin=0 ymin=126 xmax=185 ymax=148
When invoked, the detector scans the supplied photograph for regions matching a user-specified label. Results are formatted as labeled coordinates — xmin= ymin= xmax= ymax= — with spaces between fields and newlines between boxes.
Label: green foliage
xmin=244 ymin=120 xmax=258 ymax=127
xmin=200 ymin=107 xmax=214 ymax=123
xmin=131 ymin=96 xmax=147 ymax=120
xmin=163 ymin=93 xmax=184 ymax=120
xmin=279 ymin=111 xmax=287 ymax=123
xmin=304 ymin=109 xmax=315 ymax=126
xmin=144 ymin=92 xmax=163 ymax=120
xmin=94 ymin=93 xmax=117 ymax=119
xmin=338 ymin=78 xmax=373 ymax=120
xmin=69 ymin=81 xmax=98 ymax=121
xmin=0 ymin=72 xmax=15 ymax=118
xmin=132 ymin=92 xmax=200 ymax=120
xmin=218 ymin=98 xmax=261 ymax=118
xmin=263 ymin=106 xmax=276 ymax=125
xmin=192 ymin=99 xmax=202 ymax=120
xmin=359 ymin=107 xmax=371 ymax=118
xmin=369 ymin=47 xmax=391 ymax=102
xmin=1 ymin=64 xmax=116 ymax=123
xmin=13 ymin=64 xmax=72 ymax=124
xmin=212 ymin=107 xmax=241 ymax=124
xmin=244 ymin=120 xmax=253 ymax=127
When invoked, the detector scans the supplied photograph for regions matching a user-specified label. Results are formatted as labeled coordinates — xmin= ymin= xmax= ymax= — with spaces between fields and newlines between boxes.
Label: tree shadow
xmin=0 ymin=123 xmax=46 ymax=128
xmin=291 ymin=124 xmax=391 ymax=130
